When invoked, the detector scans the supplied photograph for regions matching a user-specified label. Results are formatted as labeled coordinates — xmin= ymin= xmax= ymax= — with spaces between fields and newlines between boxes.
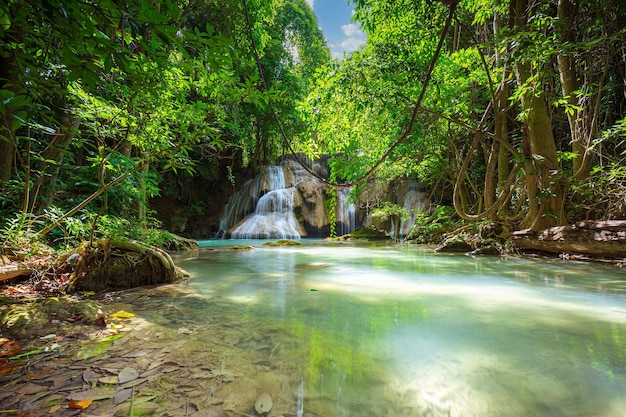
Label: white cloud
xmin=341 ymin=23 xmax=362 ymax=38
xmin=305 ymin=0 xmax=314 ymax=8
xmin=340 ymin=36 xmax=365 ymax=51
xmin=330 ymin=21 xmax=366 ymax=59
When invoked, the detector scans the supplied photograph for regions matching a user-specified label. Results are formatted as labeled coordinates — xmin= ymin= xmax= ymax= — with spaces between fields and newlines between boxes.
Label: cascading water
xmin=218 ymin=157 xmax=359 ymax=239
xmin=336 ymin=188 xmax=356 ymax=237
xmin=230 ymin=166 xmax=301 ymax=239
xmin=391 ymin=181 xmax=429 ymax=240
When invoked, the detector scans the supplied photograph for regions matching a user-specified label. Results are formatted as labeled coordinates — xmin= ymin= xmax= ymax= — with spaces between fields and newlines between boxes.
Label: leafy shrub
xmin=406 ymin=205 xmax=459 ymax=243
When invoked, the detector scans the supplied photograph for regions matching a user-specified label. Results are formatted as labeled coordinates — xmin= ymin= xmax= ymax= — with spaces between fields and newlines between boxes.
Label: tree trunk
xmin=0 ymin=134 xmax=16 ymax=182
xmin=0 ymin=54 xmax=18 ymax=182
xmin=556 ymin=0 xmax=591 ymax=181
xmin=512 ymin=220 xmax=626 ymax=258
xmin=135 ymin=161 xmax=148 ymax=226
xmin=495 ymin=81 xmax=510 ymax=193
xmin=513 ymin=0 xmax=564 ymax=231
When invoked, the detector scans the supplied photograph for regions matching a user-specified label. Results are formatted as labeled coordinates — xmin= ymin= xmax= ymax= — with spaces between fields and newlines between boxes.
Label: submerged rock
xmin=0 ymin=297 xmax=105 ymax=339
xmin=263 ymin=240 xmax=302 ymax=247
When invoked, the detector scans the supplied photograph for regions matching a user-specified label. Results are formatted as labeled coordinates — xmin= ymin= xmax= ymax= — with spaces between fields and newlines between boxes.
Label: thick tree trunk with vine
xmin=514 ymin=0 xmax=564 ymax=231
xmin=493 ymin=0 xmax=511 ymax=197
xmin=517 ymin=92 xmax=564 ymax=230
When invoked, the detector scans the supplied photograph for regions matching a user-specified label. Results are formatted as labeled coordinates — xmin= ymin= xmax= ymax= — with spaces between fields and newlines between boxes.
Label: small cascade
xmin=231 ymin=188 xmax=301 ymax=239
xmin=336 ymin=188 xmax=356 ymax=236
xmin=398 ymin=186 xmax=429 ymax=239
xmin=296 ymin=381 xmax=304 ymax=417
xmin=217 ymin=176 xmax=261 ymax=237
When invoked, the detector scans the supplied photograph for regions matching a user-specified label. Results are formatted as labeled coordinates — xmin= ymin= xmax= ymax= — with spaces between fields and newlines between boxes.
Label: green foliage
xmin=0 ymin=213 xmax=49 ymax=259
xmin=299 ymin=0 xmax=487 ymax=191
xmin=407 ymin=205 xmax=459 ymax=243
xmin=42 ymin=207 xmax=172 ymax=249
xmin=370 ymin=202 xmax=409 ymax=223
xmin=568 ymin=163 xmax=626 ymax=221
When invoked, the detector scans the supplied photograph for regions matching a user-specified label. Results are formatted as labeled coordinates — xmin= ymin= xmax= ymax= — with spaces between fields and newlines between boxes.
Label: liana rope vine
xmin=241 ymin=0 xmax=461 ymax=188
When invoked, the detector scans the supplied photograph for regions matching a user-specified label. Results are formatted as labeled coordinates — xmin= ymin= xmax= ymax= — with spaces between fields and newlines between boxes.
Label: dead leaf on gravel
xmin=118 ymin=366 xmax=138 ymax=383
xmin=98 ymin=375 xmax=118 ymax=384
xmin=83 ymin=368 xmax=99 ymax=384
xmin=1 ymin=340 xmax=20 ymax=357
xmin=67 ymin=386 xmax=115 ymax=401
xmin=113 ymin=387 xmax=133 ymax=405
xmin=19 ymin=382 xmax=49 ymax=395
xmin=122 ymin=350 xmax=147 ymax=358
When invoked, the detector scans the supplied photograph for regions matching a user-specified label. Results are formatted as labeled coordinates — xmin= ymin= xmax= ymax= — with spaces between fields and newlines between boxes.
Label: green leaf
xmin=10 ymin=349 xmax=44 ymax=360
xmin=0 ymin=6 xmax=11 ymax=31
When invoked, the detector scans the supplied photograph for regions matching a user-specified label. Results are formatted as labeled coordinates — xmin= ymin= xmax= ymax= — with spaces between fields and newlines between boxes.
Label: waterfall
xmin=336 ymin=188 xmax=356 ymax=236
xmin=222 ymin=165 xmax=302 ymax=239
xmin=231 ymin=188 xmax=301 ymax=239
xmin=398 ymin=188 xmax=429 ymax=239
xmin=217 ymin=176 xmax=261 ymax=238
xmin=217 ymin=157 xmax=359 ymax=239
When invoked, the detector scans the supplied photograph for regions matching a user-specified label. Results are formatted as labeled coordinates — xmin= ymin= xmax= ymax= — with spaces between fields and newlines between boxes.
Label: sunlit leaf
xmin=68 ymin=398 xmax=92 ymax=409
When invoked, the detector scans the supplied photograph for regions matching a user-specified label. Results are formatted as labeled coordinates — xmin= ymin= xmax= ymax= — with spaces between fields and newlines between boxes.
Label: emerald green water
xmin=155 ymin=240 xmax=626 ymax=416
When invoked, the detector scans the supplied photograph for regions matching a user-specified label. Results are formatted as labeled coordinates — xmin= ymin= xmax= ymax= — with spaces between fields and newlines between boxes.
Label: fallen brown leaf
xmin=0 ymin=340 xmax=20 ymax=357
xmin=68 ymin=398 xmax=92 ymax=409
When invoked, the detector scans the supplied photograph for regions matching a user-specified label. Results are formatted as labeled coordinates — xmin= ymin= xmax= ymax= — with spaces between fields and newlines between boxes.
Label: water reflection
xmin=161 ymin=241 xmax=626 ymax=416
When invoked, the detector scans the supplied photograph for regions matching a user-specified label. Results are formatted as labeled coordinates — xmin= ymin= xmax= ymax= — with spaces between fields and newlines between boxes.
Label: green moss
xmin=348 ymin=226 xmax=390 ymax=240
xmin=263 ymin=240 xmax=302 ymax=246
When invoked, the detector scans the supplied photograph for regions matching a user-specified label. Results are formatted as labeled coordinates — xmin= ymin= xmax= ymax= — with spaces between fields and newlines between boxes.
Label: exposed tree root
xmin=66 ymin=239 xmax=189 ymax=292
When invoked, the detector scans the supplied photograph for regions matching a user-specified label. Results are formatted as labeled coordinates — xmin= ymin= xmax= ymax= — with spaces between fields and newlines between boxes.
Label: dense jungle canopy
xmin=1 ymin=0 xmax=625 ymax=249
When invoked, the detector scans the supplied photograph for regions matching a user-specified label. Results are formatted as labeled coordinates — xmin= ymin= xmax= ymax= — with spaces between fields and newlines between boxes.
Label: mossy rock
xmin=346 ymin=226 xmax=391 ymax=241
xmin=67 ymin=239 xmax=188 ymax=293
xmin=0 ymin=297 xmax=105 ymax=339
xmin=435 ymin=234 xmax=474 ymax=253
xmin=0 ymin=302 xmax=49 ymax=336
xmin=263 ymin=240 xmax=302 ymax=247
xmin=227 ymin=245 xmax=255 ymax=251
